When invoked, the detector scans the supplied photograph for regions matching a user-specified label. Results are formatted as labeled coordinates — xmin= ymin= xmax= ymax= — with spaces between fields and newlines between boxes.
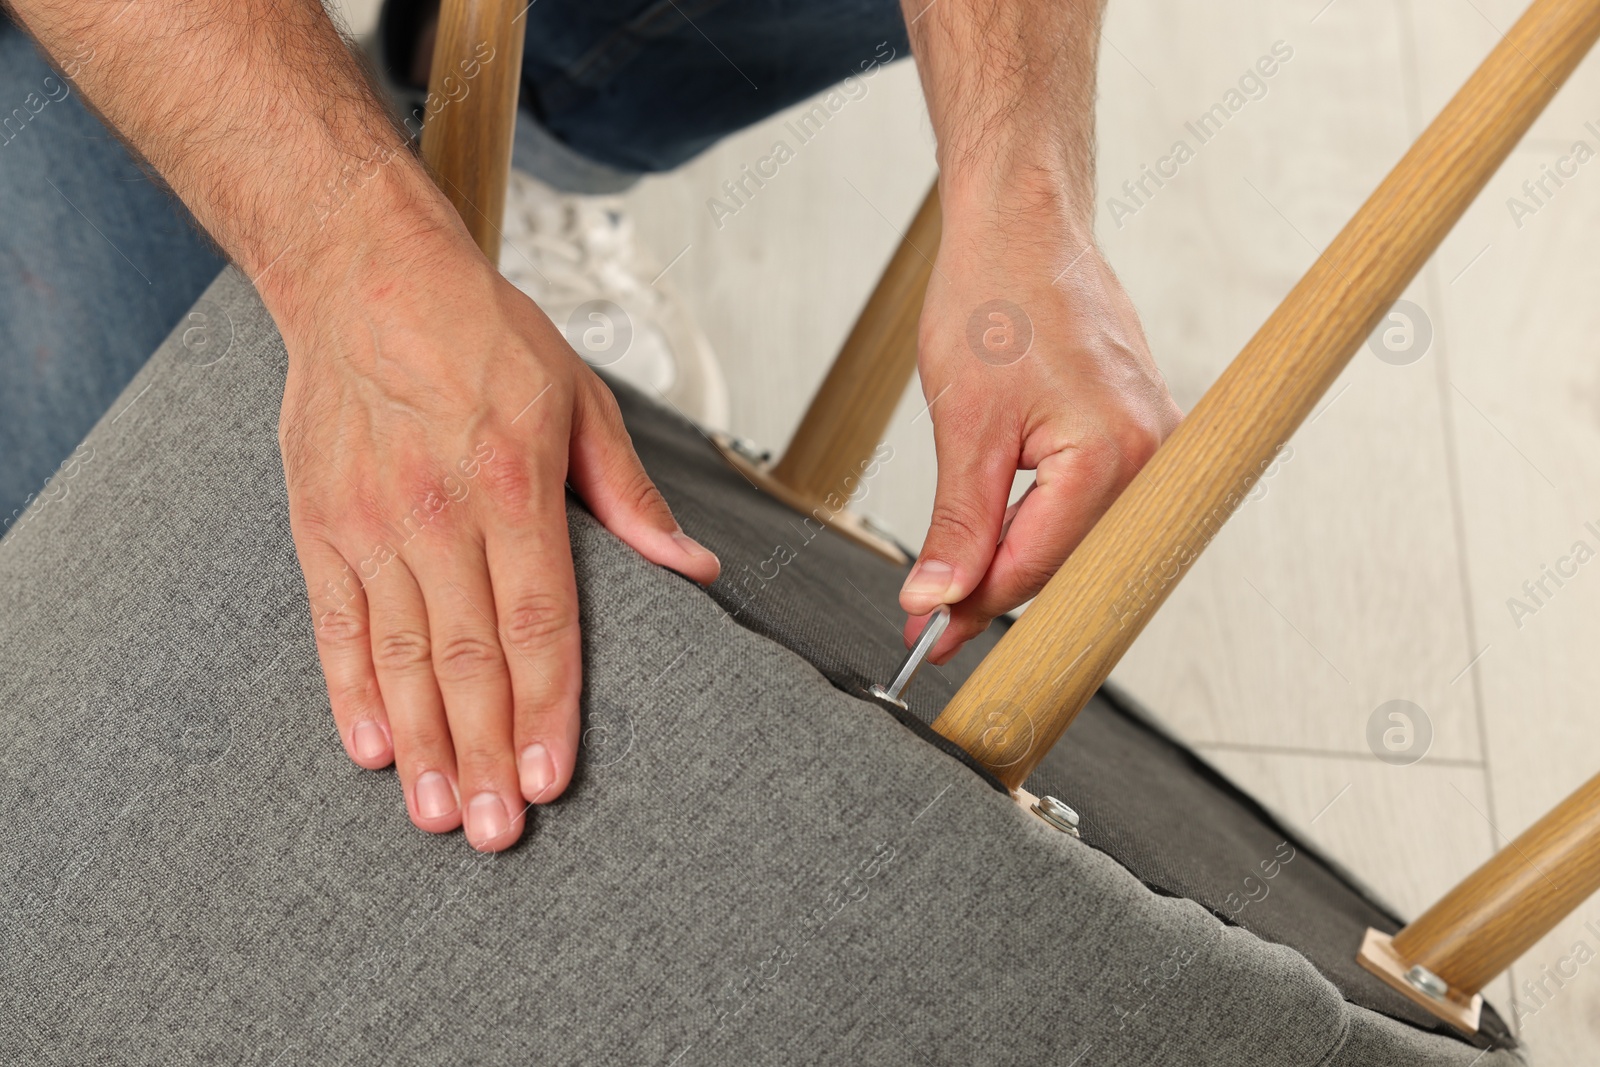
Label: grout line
xmin=1395 ymin=3 xmax=1519 ymax=1029
xmin=1402 ymin=0 xmax=1511 ymax=1021
xmin=1395 ymin=0 xmax=1500 ymax=828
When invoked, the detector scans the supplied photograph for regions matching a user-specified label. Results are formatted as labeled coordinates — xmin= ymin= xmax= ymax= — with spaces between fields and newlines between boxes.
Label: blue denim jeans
xmin=0 ymin=0 xmax=908 ymax=525
xmin=0 ymin=27 xmax=227 ymax=530
xmin=514 ymin=0 xmax=908 ymax=187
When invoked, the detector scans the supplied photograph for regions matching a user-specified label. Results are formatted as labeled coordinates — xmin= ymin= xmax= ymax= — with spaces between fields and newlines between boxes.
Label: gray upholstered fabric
xmin=605 ymin=357 xmax=1518 ymax=1049
xmin=0 ymin=270 xmax=1523 ymax=1066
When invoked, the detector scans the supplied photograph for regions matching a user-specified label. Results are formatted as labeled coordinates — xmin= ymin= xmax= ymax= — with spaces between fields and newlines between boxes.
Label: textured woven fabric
xmin=613 ymin=371 xmax=1518 ymax=1050
xmin=0 ymin=270 xmax=1521 ymax=1065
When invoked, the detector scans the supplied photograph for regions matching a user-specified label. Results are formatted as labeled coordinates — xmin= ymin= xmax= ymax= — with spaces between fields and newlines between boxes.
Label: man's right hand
xmin=9 ymin=0 xmax=718 ymax=851
xmin=276 ymin=218 xmax=720 ymax=851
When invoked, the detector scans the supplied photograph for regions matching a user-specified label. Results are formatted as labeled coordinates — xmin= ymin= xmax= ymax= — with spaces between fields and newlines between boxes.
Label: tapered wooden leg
xmin=420 ymin=0 xmax=527 ymax=261
xmin=1358 ymin=771 xmax=1600 ymax=1032
xmin=713 ymin=184 xmax=941 ymax=564
xmin=931 ymin=0 xmax=1600 ymax=791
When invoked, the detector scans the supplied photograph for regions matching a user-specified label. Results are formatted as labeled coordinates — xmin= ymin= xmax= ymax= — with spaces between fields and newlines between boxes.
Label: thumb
xmin=901 ymin=412 xmax=1014 ymax=617
xmin=568 ymin=380 xmax=721 ymax=585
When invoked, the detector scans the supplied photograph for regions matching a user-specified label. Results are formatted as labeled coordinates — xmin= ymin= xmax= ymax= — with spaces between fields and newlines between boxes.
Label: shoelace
xmin=503 ymin=195 xmax=663 ymax=312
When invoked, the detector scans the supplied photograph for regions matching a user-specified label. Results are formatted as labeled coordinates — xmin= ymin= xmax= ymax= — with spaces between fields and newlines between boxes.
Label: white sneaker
xmin=499 ymin=169 xmax=730 ymax=430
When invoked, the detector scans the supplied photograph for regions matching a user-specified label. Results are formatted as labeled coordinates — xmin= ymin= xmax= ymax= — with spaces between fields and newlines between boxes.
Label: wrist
xmin=252 ymin=157 xmax=480 ymax=342
xmin=938 ymin=163 xmax=1096 ymax=253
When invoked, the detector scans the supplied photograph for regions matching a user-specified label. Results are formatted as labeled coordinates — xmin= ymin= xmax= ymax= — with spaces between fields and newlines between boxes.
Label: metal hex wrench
xmin=869 ymin=604 xmax=951 ymax=709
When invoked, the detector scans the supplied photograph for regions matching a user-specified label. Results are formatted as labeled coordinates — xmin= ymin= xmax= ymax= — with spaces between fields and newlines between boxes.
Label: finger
xmin=900 ymin=404 xmax=1015 ymax=618
xmin=933 ymin=447 xmax=1118 ymax=660
xmin=485 ymin=516 xmax=582 ymax=808
xmin=408 ymin=535 xmax=529 ymax=852
xmin=292 ymin=530 xmax=394 ymax=770
xmin=473 ymin=425 xmax=583 ymax=806
xmin=569 ymin=380 xmax=720 ymax=585
xmin=364 ymin=551 xmax=463 ymax=836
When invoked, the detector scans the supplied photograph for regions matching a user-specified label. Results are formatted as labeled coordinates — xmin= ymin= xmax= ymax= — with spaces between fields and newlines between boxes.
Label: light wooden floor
xmin=336 ymin=0 xmax=1600 ymax=1057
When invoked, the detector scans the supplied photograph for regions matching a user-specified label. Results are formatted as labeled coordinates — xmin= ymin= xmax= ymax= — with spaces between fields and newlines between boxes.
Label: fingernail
xmin=671 ymin=530 xmax=719 ymax=564
xmin=351 ymin=720 xmax=388 ymax=763
xmin=519 ymin=742 xmax=556 ymax=801
xmin=901 ymin=559 xmax=955 ymax=604
xmin=466 ymin=793 xmax=511 ymax=847
xmin=416 ymin=771 xmax=458 ymax=821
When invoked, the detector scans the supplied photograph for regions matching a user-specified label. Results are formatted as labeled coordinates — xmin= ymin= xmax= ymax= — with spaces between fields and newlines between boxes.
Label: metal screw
xmin=725 ymin=435 xmax=771 ymax=466
xmin=868 ymin=605 xmax=951 ymax=709
xmin=1033 ymin=795 xmax=1081 ymax=837
xmin=1404 ymin=964 xmax=1450 ymax=1000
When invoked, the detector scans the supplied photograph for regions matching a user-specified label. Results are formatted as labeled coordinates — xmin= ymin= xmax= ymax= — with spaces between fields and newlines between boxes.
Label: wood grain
xmin=769 ymin=185 xmax=941 ymax=504
xmin=1391 ymin=770 xmax=1600 ymax=995
xmin=932 ymin=0 xmax=1600 ymax=790
xmin=419 ymin=0 xmax=527 ymax=260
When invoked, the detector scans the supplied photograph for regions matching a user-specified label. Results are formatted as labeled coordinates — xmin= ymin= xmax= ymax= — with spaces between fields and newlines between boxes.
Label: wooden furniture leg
xmin=932 ymin=0 xmax=1600 ymax=787
xmin=921 ymin=0 xmax=1600 ymax=1032
xmin=418 ymin=0 xmax=931 ymax=565
xmin=714 ymin=185 xmax=941 ymax=564
xmin=1358 ymin=771 xmax=1600 ymax=1032
xmin=419 ymin=0 xmax=527 ymax=261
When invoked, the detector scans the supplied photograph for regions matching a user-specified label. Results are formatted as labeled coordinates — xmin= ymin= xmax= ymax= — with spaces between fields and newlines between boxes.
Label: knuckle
xmin=1113 ymin=418 xmax=1166 ymax=472
xmin=432 ymin=631 xmax=506 ymax=683
xmin=502 ymin=593 xmax=573 ymax=651
xmin=616 ymin=467 xmax=669 ymax=519
xmin=332 ymin=674 xmax=381 ymax=715
xmin=373 ymin=627 xmax=433 ymax=673
xmin=1075 ymin=416 xmax=1163 ymax=489
xmin=1009 ymin=553 xmax=1061 ymax=597
xmin=586 ymin=381 xmax=627 ymax=430
xmin=315 ymin=605 xmax=369 ymax=647
xmin=930 ymin=501 xmax=989 ymax=548
xmin=933 ymin=400 xmax=988 ymax=444
xmin=476 ymin=458 xmax=534 ymax=515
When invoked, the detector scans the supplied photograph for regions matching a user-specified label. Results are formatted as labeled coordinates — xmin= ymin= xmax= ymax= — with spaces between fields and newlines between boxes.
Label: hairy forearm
xmin=901 ymin=0 xmax=1103 ymax=229
xmin=6 ymin=0 xmax=464 ymax=327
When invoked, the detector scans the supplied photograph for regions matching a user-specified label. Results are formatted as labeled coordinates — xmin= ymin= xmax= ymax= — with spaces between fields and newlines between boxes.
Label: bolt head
xmin=1033 ymin=795 xmax=1081 ymax=835
xmin=1404 ymin=964 xmax=1450 ymax=1000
